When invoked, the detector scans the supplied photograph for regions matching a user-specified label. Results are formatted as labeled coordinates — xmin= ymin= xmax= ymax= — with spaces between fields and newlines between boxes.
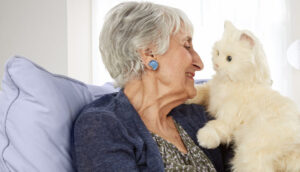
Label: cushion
xmin=0 ymin=56 xmax=118 ymax=172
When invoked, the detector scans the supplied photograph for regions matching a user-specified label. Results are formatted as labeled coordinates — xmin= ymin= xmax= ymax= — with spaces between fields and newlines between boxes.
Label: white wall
xmin=287 ymin=0 xmax=300 ymax=107
xmin=0 ymin=0 xmax=92 ymax=89
xmin=0 ymin=0 xmax=68 ymax=88
xmin=67 ymin=0 xmax=92 ymax=84
xmin=288 ymin=0 xmax=300 ymax=41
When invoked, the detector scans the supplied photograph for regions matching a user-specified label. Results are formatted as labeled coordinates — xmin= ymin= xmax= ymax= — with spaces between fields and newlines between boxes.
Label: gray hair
xmin=99 ymin=1 xmax=193 ymax=87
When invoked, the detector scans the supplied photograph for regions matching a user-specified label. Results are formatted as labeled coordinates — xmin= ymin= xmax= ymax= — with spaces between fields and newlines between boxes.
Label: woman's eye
xmin=184 ymin=42 xmax=192 ymax=50
xmin=185 ymin=46 xmax=191 ymax=49
xmin=226 ymin=56 xmax=232 ymax=62
xmin=184 ymin=44 xmax=191 ymax=49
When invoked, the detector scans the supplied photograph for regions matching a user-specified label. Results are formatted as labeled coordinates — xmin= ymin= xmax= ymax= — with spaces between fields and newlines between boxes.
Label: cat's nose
xmin=214 ymin=64 xmax=219 ymax=70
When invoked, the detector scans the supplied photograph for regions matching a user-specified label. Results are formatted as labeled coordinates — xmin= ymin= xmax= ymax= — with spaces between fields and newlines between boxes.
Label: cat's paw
xmin=197 ymin=126 xmax=220 ymax=149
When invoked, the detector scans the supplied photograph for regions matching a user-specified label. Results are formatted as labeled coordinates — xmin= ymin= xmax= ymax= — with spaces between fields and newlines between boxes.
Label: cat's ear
xmin=224 ymin=21 xmax=237 ymax=32
xmin=240 ymin=33 xmax=255 ymax=48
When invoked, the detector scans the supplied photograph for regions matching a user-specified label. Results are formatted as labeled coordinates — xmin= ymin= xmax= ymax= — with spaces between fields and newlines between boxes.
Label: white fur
xmin=188 ymin=21 xmax=300 ymax=172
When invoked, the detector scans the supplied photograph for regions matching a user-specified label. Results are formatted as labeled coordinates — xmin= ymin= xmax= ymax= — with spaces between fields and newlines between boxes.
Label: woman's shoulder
xmin=73 ymin=92 xmax=124 ymax=131
xmin=73 ymin=90 xmax=141 ymax=133
xmin=81 ymin=92 xmax=119 ymax=114
xmin=77 ymin=89 xmax=132 ymax=117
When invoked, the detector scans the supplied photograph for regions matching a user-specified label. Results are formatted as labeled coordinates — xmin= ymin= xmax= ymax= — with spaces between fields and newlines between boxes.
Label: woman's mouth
xmin=186 ymin=72 xmax=195 ymax=79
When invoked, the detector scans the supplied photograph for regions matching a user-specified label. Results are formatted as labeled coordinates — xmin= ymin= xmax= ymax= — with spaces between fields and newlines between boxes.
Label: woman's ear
xmin=139 ymin=48 xmax=156 ymax=70
xmin=240 ymin=33 xmax=255 ymax=48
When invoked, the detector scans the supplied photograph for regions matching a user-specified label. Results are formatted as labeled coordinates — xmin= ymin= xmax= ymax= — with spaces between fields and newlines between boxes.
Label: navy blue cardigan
xmin=72 ymin=90 xmax=226 ymax=172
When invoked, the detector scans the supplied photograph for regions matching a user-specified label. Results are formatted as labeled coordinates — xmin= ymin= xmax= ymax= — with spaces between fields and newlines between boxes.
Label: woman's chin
xmin=186 ymin=86 xmax=197 ymax=99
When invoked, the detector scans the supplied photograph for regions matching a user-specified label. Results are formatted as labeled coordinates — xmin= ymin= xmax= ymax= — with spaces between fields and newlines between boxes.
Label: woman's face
xmin=156 ymin=29 xmax=203 ymax=99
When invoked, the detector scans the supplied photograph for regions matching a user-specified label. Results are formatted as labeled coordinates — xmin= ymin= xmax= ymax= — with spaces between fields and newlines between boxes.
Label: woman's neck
xmin=123 ymin=76 xmax=187 ymax=132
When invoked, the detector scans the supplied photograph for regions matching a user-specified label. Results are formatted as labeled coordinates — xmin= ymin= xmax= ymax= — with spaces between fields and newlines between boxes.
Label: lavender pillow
xmin=0 ymin=56 xmax=118 ymax=172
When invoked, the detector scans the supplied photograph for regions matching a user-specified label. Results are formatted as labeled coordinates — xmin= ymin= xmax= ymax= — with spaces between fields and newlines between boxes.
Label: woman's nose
xmin=192 ymin=50 xmax=204 ymax=71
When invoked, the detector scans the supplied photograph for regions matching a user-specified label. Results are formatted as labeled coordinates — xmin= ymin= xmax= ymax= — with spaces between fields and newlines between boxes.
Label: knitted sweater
xmin=71 ymin=90 xmax=226 ymax=172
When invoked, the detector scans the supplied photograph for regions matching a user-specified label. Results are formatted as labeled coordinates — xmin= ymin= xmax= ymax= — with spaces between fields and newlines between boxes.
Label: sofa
xmin=0 ymin=56 xmax=207 ymax=172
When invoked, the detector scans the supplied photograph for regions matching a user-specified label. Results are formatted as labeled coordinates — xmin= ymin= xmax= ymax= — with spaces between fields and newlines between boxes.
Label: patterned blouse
xmin=151 ymin=120 xmax=217 ymax=172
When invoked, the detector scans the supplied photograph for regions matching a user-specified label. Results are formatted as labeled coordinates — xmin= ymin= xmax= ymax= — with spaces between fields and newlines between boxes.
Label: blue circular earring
xmin=148 ymin=60 xmax=159 ymax=71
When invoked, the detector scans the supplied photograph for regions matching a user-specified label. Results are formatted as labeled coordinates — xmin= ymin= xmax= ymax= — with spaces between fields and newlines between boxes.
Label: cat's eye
xmin=227 ymin=56 xmax=232 ymax=62
xmin=216 ymin=50 xmax=219 ymax=56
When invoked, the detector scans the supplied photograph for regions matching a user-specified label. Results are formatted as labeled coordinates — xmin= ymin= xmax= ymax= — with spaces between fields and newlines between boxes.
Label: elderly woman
xmin=72 ymin=1 xmax=227 ymax=172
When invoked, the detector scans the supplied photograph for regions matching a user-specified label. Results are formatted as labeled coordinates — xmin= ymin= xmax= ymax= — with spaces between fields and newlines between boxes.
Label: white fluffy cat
xmin=187 ymin=21 xmax=300 ymax=172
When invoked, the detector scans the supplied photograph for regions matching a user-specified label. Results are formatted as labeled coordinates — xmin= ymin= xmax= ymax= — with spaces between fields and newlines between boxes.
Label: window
xmin=92 ymin=0 xmax=288 ymax=95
